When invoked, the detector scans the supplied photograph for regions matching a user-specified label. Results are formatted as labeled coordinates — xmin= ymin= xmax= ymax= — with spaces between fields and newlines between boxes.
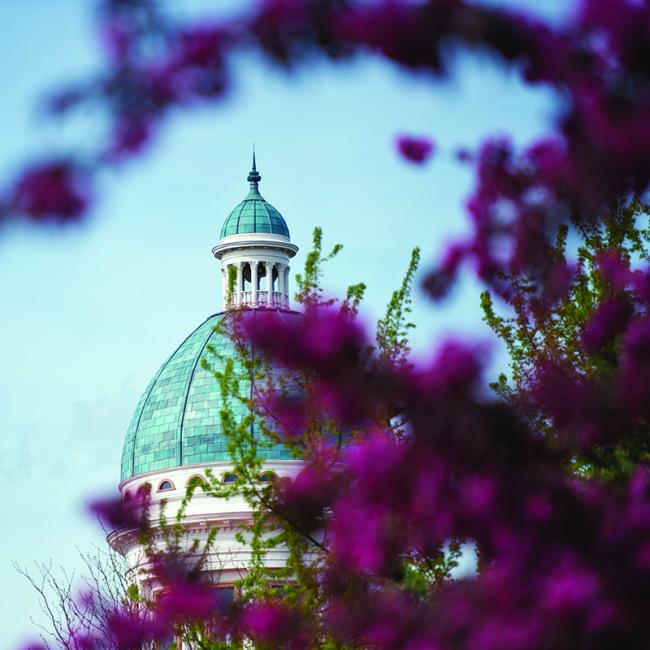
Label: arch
xmin=157 ymin=479 xmax=175 ymax=492
xmin=136 ymin=483 xmax=151 ymax=497
xmin=243 ymin=262 xmax=252 ymax=291
xmin=270 ymin=263 xmax=278 ymax=292
xmin=259 ymin=471 xmax=277 ymax=483
xmin=222 ymin=472 xmax=240 ymax=484
xmin=259 ymin=262 xmax=269 ymax=292
xmin=187 ymin=474 xmax=206 ymax=488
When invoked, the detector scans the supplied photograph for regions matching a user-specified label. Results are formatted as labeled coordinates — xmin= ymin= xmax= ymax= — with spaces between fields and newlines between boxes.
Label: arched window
xmin=259 ymin=471 xmax=277 ymax=483
xmin=158 ymin=479 xmax=175 ymax=492
xmin=222 ymin=472 xmax=240 ymax=484
xmin=187 ymin=475 xmax=206 ymax=489
xmin=123 ymin=490 xmax=132 ymax=502
xmin=136 ymin=483 xmax=151 ymax=497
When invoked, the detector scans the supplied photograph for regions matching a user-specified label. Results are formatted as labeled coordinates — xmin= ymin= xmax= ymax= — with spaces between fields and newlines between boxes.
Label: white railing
xmin=228 ymin=291 xmax=288 ymax=309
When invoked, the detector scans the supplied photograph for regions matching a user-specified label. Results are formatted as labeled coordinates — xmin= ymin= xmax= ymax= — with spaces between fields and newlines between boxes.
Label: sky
xmin=0 ymin=0 xmax=568 ymax=646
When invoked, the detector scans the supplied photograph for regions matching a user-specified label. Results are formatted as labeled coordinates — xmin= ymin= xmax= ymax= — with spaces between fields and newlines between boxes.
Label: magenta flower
xmin=88 ymin=494 xmax=143 ymax=530
xmin=106 ymin=610 xmax=162 ymax=650
xmin=108 ymin=116 xmax=155 ymax=159
xmin=260 ymin=391 xmax=308 ymax=439
xmin=177 ymin=24 xmax=226 ymax=68
xmin=276 ymin=463 xmax=340 ymax=518
xmin=241 ymin=601 xmax=305 ymax=646
xmin=581 ymin=298 xmax=631 ymax=353
xmin=156 ymin=581 xmax=216 ymax=621
xmin=70 ymin=635 xmax=97 ymax=650
xmin=616 ymin=316 xmax=650 ymax=419
xmin=100 ymin=15 xmax=135 ymax=63
xmin=540 ymin=561 xmax=600 ymax=614
xmin=423 ymin=243 xmax=466 ymax=300
xmin=395 ymin=135 xmax=435 ymax=164
xmin=12 ymin=160 xmax=91 ymax=223
xmin=330 ymin=498 xmax=394 ymax=573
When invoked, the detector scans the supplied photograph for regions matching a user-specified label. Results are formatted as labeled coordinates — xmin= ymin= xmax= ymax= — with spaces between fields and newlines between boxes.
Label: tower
xmin=213 ymin=153 xmax=297 ymax=311
xmin=109 ymin=157 xmax=302 ymax=613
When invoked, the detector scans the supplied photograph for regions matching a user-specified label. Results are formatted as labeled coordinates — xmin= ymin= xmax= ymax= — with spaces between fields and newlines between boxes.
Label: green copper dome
xmin=120 ymin=311 xmax=299 ymax=481
xmin=219 ymin=155 xmax=290 ymax=239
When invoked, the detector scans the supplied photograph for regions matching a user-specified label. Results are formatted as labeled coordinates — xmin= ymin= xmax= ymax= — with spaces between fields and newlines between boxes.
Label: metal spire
xmin=247 ymin=145 xmax=261 ymax=187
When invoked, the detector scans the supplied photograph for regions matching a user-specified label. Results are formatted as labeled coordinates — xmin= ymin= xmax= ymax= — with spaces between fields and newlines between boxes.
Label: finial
xmin=248 ymin=145 xmax=261 ymax=186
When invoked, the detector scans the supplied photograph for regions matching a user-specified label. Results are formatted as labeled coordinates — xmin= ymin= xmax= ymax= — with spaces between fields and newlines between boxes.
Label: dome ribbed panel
xmin=120 ymin=311 xmax=299 ymax=481
xmin=219 ymin=192 xmax=290 ymax=239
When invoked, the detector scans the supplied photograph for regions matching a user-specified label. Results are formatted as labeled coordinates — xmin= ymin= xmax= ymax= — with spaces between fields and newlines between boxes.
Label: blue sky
xmin=0 ymin=0 xmax=567 ymax=646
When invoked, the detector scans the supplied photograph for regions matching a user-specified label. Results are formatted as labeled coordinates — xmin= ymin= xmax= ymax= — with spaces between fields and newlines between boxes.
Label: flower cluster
xmin=3 ymin=0 xmax=649 ymax=249
xmin=10 ymin=1 xmax=650 ymax=648
xmin=238 ymin=305 xmax=650 ymax=649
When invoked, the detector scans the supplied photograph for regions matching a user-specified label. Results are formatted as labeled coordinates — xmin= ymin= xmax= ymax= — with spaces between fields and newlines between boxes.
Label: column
xmin=221 ymin=267 xmax=227 ymax=310
xmin=251 ymin=261 xmax=258 ymax=307
xmin=236 ymin=263 xmax=243 ymax=307
xmin=278 ymin=263 xmax=286 ymax=303
xmin=284 ymin=265 xmax=290 ymax=307
xmin=264 ymin=261 xmax=273 ymax=306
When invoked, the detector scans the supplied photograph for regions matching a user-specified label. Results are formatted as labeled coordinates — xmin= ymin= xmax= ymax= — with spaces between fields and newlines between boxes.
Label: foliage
xmin=482 ymin=198 xmax=650 ymax=481
xmin=186 ymin=228 xmax=430 ymax=648
xmin=376 ymin=246 xmax=420 ymax=367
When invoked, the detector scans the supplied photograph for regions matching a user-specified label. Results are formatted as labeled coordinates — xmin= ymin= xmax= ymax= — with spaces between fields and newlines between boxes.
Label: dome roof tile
xmin=121 ymin=311 xmax=299 ymax=481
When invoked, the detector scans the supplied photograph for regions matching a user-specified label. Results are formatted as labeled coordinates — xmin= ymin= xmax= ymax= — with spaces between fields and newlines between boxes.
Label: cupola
xmin=212 ymin=154 xmax=298 ymax=310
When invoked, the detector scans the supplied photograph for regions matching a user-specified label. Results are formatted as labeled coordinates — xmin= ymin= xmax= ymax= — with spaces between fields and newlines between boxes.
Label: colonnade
xmin=221 ymin=260 xmax=290 ymax=309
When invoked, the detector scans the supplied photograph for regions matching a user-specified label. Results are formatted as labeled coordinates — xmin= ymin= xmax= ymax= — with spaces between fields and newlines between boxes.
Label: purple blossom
xmin=616 ymin=316 xmax=650 ymax=418
xmin=275 ymin=463 xmax=341 ymax=529
xmin=12 ymin=161 xmax=91 ymax=223
xmin=88 ymin=493 xmax=144 ymax=530
xmin=177 ymin=25 xmax=226 ymax=69
xmin=581 ymin=298 xmax=631 ymax=353
xmin=539 ymin=561 xmax=600 ymax=613
xmin=156 ymin=581 xmax=216 ymax=621
xmin=241 ymin=601 xmax=306 ymax=646
xmin=423 ymin=243 xmax=466 ymax=300
xmin=395 ymin=135 xmax=435 ymax=165
xmin=242 ymin=306 xmax=367 ymax=381
xmin=106 ymin=610 xmax=162 ymax=650
xmin=260 ymin=391 xmax=308 ymax=439
xmin=100 ymin=15 xmax=135 ymax=63
xmin=543 ymin=260 xmax=576 ymax=305
xmin=330 ymin=499 xmax=395 ymax=573
xmin=107 ymin=116 xmax=155 ymax=159
xmin=15 ymin=1 xmax=650 ymax=647
xmin=71 ymin=635 xmax=97 ymax=650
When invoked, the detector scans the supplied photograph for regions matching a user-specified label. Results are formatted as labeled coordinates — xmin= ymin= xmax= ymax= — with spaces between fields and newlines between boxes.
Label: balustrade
xmin=228 ymin=290 xmax=288 ymax=309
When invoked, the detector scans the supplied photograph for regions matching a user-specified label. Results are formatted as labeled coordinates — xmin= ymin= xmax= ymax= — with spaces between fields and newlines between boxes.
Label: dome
xmin=120 ymin=310 xmax=299 ymax=481
xmin=219 ymin=155 xmax=290 ymax=239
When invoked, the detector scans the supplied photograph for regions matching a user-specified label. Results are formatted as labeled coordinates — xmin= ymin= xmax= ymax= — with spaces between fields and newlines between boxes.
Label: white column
xmin=221 ymin=267 xmax=227 ymax=310
xmin=278 ymin=263 xmax=286 ymax=302
xmin=284 ymin=265 xmax=290 ymax=307
xmin=264 ymin=261 xmax=272 ymax=306
xmin=251 ymin=262 xmax=258 ymax=307
xmin=236 ymin=263 xmax=243 ymax=307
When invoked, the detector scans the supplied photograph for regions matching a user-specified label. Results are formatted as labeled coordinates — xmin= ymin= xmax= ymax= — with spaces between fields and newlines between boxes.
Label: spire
xmin=247 ymin=147 xmax=261 ymax=188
